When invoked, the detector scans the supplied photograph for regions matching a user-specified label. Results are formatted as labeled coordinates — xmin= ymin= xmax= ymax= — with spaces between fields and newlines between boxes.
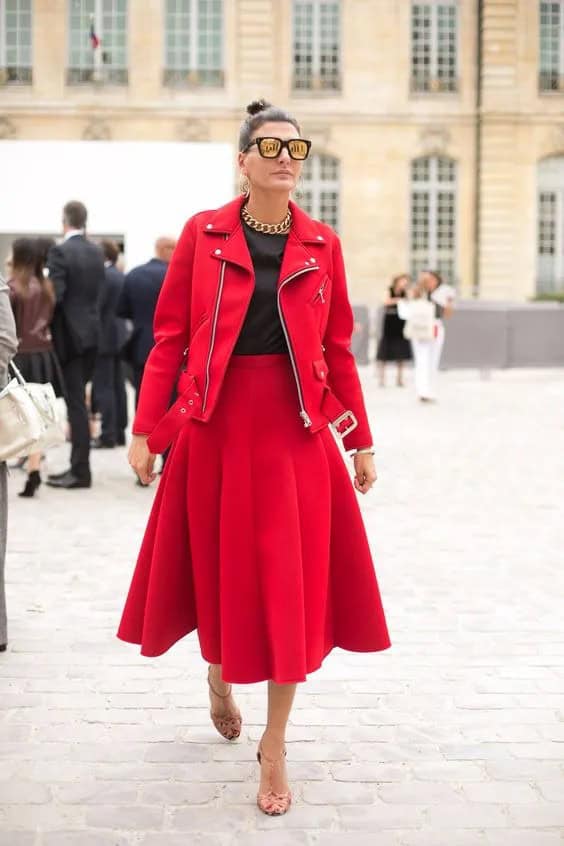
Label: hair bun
xmin=246 ymin=99 xmax=271 ymax=116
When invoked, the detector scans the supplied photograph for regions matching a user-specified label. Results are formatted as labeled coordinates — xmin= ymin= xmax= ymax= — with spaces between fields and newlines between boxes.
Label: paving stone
xmin=84 ymin=805 xmax=164 ymax=830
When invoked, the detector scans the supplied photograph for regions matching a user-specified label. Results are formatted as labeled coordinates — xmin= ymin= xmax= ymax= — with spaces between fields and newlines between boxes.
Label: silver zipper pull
xmin=318 ymin=287 xmax=325 ymax=304
xmin=300 ymin=410 xmax=312 ymax=427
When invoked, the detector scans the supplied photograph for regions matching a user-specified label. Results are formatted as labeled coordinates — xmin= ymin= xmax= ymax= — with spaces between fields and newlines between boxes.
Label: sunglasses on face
xmin=242 ymin=136 xmax=312 ymax=161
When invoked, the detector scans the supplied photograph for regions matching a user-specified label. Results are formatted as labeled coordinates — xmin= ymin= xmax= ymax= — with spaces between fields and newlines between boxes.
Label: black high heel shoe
xmin=19 ymin=470 xmax=41 ymax=498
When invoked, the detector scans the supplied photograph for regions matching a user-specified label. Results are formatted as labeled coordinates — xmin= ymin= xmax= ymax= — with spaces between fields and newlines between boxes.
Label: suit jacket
xmin=99 ymin=263 xmax=128 ymax=356
xmin=47 ymin=234 xmax=105 ymax=364
xmin=117 ymin=258 xmax=168 ymax=367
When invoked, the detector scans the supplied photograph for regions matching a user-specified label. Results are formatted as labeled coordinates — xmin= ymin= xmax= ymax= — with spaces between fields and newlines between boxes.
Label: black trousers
xmin=62 ymin=348 xmax=97 ymax=481
xmin=92 ymin=355 xmax=128 ymax=445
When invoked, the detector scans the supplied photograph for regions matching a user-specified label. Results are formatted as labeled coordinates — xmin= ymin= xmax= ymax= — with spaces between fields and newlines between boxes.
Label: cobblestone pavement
xmin=1 ymin=366 xmax=564 ymax=846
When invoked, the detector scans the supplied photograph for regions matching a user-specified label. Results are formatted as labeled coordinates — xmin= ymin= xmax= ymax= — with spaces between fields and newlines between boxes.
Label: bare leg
xmin=26 ymin=452 xmax=41 ymax=473
xmin=258 ymin=680 xmax=298 ymax=796
xmin=396 ymin=361 xmax=405 ymax=387
xmin=377 ymin=361 xmax=385 ymax=387
xmin=208 ymin=663 xmax=240 ymax=721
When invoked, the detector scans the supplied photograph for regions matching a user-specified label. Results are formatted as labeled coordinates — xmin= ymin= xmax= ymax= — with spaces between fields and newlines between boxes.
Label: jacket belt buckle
xmin=331 ymin=410 xmax=358 ymax=439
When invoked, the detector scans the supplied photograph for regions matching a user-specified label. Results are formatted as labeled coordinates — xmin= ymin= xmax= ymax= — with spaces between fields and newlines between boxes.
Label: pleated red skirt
xmin=117 ymin=353 xmax=391 ymax=683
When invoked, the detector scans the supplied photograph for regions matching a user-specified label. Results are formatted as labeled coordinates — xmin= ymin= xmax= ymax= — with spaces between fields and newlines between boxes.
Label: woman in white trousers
xmin=411 ymin=270 xmax=454 ymax=403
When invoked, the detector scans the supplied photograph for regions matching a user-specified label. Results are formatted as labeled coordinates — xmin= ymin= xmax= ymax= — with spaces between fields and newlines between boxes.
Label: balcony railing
xmin=66 ymin=67 xmax=128 ymax=86
xmin=539 ymin=71 xmax=564 ymax=92
xmin=0 ymin=66 xmax=32 ymax=85
xmin=410 ymin=76 xmax=458 ymax=94
xmin=291 ymin=73 xmax=341 ymax=93
xmin=163 ymin=68 xmax=224 ymax=88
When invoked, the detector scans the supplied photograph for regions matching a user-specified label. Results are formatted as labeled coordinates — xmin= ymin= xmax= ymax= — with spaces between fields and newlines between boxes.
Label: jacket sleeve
xmin=323 ymin=234 xmax=373 ymax=453
xmin=46 ymin=244 xmax=68 ymax=302
xmin=132 ymin=218 xmax=196 ymax=436
xmin=0 ymin=279 xmax=18 ymax=374
xmin=116 ymin=273 xmax=132 ymax=319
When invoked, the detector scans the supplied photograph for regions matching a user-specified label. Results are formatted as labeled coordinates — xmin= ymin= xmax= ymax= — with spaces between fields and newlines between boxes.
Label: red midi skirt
xmin=117 ymin=354 xmax=391 ymax=683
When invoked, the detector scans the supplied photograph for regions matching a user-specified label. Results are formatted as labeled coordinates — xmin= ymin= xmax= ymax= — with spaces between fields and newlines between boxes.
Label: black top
xmin=233 ymin=223 xmax=289 ymax=355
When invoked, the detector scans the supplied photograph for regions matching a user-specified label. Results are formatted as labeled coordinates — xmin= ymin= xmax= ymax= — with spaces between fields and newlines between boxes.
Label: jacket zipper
xmin=277 ymin=265 xmax=319 ymax=427
xmin=312 ymin=277 xmax=328 ymax=304
xmin=202 ymin=258 xmax=226 ymax=414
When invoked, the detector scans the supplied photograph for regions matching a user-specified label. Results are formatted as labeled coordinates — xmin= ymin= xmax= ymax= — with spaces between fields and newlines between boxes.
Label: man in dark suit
xmin=91 ymin=239 xmax=128 ymax=449
xmin=46 ymin=201 xmax=105 ymax=489
xmin=117 ymin=236 xmax=176 ymax=407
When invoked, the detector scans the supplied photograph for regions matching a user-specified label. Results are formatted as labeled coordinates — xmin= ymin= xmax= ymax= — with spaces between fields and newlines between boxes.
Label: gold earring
xmin=240 ymin=175 xmax=250 ymax=196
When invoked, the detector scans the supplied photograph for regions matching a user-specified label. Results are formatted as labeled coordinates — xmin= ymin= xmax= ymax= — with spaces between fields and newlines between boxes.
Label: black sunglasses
xmin=242 ymin=136 xmax=312 ymax=161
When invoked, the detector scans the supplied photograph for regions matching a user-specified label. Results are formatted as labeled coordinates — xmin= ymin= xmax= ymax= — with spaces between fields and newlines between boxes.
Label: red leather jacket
xmin=134 ymin=196 xmax=373 ymax=454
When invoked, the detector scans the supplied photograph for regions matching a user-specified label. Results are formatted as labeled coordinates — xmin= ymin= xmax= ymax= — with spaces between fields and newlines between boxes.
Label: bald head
xmin=155 ymin=236 xmax=177 ymax=263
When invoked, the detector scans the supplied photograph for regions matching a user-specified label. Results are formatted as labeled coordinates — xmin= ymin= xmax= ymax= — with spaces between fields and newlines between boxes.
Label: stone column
xmin=33 ymin=0 xmax=66 ymax=99
xmin=129 ymin=0 xmax=163 ymax=101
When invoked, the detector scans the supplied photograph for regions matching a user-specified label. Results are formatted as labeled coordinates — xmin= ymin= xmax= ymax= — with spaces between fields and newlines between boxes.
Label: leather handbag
xmin=400 ymin=298 xmax=436 ymax=342
xmin=0 ymin=361 xmax=65 ymax=461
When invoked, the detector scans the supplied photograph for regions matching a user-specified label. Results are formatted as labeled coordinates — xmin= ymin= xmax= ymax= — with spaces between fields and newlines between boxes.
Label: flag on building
xmin=89 ymin=15 xmax=100 ymax=49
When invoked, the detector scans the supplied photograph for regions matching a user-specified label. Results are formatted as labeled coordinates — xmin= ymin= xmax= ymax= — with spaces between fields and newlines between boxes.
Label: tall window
xmin=292 ymin=1 xmax=340 ymax=92
xmin=0 ymin=0 xmax=32 ymax=85
xmin=164 ymin=0 xmax=224 ymax=87
xmin=410 ymin=1 xmax=458 ymax=93
xmin=67 ymin=0 xmax=128 ymax=85
xmin=299 ymin=154 xmax=340 ymax=231
xmin=410 ymin=156 xmax=457 ymax=285
xmin=537 ymin=157 xmax=564 ymax=293
xmin=539 ymin=1 xmax=564 ymax=91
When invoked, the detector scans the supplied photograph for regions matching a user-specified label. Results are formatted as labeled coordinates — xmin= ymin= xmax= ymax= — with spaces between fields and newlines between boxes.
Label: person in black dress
xmin=375 ymin=274 xmax=412 ymax=387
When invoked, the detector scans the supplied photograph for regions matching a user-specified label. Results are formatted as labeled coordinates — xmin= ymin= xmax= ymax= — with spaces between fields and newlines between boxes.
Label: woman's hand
xmin=128 ymin=434 xmax=157 ymax=486
xmin=353 ymin=453 xmax=377 ymax=494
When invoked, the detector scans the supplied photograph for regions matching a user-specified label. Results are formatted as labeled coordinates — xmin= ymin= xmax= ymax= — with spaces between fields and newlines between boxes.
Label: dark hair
xmin=238 ymin=99 xmax=301 ymax=152
xmin=34 ymin=236 xmax=55 ymax=279
xmin=423 ymin=269 xmax=443 ymax=287
xmin=11 ymin=237 xmax=36 ymax=271
xmin=101 ymin=239 xmax=119 ymax=264
xmin=63 ymin=200 xmax=88 ymax=230
xmin=389 ymin=274 xmax=410 ymax=297
xmin=11 ymin=237 xmax=55 ymax=304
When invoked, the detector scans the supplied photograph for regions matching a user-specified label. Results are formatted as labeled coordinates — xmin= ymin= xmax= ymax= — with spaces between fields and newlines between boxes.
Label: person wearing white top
xmin=399 ymin=270 xmax=455 ymax=403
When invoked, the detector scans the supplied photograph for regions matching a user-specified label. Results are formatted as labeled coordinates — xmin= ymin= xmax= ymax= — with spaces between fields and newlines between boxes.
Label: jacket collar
xmin=203 ymin=195 xmax=329 ymax=245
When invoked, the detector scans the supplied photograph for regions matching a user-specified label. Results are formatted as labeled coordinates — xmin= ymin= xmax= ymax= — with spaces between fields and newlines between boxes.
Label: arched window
xmin=298 ymin=153 xmax=340 ymax=231
xmin=537 ymin=156 xmax=564 ymax=294
xmin=410 ymin=155 xmax=457 ymax=285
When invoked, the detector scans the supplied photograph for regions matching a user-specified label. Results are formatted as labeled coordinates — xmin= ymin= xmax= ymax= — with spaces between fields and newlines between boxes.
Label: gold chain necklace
xmin=241 ymin=204 xmax=292 ymax=235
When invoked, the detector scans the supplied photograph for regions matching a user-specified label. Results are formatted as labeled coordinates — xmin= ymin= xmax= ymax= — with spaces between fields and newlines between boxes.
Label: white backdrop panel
xmin=0 ymin=141 xmax=234 ymax=268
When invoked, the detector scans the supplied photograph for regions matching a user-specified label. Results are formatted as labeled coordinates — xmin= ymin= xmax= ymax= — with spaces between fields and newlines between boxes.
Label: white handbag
xmin=401 ymin=298 xmax=437 ymax=342
xmin=0 ymin=361 xmax=66 ymax=461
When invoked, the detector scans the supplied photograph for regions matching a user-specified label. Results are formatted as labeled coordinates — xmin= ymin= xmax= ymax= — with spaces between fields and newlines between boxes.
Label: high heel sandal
xmin=207 ymin=665 xmax=242 ymax=741
xmin=256 ymin=741 xmax=292 ymax=816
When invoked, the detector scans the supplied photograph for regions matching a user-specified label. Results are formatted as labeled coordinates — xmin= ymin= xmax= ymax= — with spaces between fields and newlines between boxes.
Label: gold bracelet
xmin=354 ymin=447 xmax=375 ymax=456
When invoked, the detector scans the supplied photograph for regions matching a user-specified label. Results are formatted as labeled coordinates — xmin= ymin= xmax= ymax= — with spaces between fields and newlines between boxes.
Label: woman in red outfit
xmin=118 ymin=100 xmax=391 ymax=816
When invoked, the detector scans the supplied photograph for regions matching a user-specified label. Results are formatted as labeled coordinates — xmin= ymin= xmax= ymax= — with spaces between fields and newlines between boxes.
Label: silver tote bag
xmin=0 ymin=361 xmax=65 ymax=461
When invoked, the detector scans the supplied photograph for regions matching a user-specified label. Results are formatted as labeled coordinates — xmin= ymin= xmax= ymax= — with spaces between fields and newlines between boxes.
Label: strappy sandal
xmin=207 ymin=665 xmax=242 ymax=741
xmin=256 ymin=740 xmax=292 ymax=816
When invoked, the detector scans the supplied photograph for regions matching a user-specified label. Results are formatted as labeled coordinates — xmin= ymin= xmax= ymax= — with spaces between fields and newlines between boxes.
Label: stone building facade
xmin=1 ymin=0 xmax=563 ymax=303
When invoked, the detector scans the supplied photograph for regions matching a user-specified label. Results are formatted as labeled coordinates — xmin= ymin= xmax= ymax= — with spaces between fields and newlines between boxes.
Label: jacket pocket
xmin=312 ymin=358 xmax=329 ymax=381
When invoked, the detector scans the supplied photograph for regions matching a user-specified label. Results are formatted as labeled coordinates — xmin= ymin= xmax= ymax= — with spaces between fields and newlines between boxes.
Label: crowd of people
xmin=2 ymin=200 xmax=176 ymax=497
xmin=375 ymin=269 xmax=455 ymax=402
